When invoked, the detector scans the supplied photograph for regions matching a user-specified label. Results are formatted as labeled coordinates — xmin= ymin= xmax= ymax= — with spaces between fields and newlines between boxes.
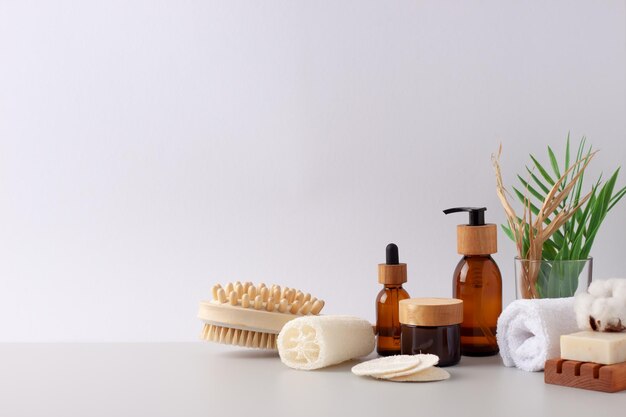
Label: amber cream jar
xmin=399 ymin=298 xmax=464 ymax=367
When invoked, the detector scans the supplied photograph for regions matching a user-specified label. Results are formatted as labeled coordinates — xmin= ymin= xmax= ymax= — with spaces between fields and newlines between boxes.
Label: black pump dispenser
xmin=443 ymin=207 xmax=487 ymax=226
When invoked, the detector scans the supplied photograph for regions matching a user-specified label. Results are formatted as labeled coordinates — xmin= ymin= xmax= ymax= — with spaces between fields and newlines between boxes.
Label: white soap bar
xmin=560 ymin=331 xmax=626 ymax=365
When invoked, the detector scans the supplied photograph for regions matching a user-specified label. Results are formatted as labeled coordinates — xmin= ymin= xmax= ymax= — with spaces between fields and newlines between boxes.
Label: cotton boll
xmin=588 ymin=279 xmax=611 ymax=298
xmin=611 ymin=279 xmax=626 ymax=299
xmin=605 ymin=297 xmax=626 ymax=331
xmin=589 ymin=298 xmax=610 ymax=330
xmin=575 ymin=278 xmax=626 ymax=332
xmin=575 ymin=293 xmax=594 ymax=330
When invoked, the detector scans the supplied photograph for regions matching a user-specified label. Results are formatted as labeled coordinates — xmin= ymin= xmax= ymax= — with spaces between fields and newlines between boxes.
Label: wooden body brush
xmin=198 ymin=282 xmax=325 ymax=350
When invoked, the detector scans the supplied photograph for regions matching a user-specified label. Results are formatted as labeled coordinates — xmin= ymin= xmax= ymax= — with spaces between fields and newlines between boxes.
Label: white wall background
xmin=1 ymin=0 xmax=625 ymax=342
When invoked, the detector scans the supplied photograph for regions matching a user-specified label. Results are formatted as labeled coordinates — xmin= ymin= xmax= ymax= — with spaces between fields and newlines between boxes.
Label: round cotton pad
xmin=351 ymin=355 xmax=421 ymax=377
xmin=387 ymin=366 xmax=450 ymax=382
xmin=373 ymin=354 xmax=439 ymax=379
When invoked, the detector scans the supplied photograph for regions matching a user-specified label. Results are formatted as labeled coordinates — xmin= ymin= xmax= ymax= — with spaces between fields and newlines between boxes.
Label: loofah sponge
xmin=277 ymin=315 xmax=375 ymax=370
xmin=575 ymin=278 xmax=626 ymax=332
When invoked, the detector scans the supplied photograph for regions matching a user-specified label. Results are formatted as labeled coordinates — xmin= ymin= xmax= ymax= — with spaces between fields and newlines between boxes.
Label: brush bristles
xmin=201 ymin=323 xmax=277 ymax=350
xmin=210 ymin=282 xmax=324 ymax=316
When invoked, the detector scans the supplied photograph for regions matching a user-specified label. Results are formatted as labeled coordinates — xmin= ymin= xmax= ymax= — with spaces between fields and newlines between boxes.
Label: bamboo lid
xmin=457 ymin=224 xmax=497 ymax=255
xmin=378 ymin=263 xmax=407 ymax=285
xmin=399 ymin=298 xmax=463 ymax=326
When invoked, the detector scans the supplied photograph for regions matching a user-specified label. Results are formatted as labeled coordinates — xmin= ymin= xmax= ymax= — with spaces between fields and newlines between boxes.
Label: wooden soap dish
xmin=544 ymin=358 xmax=626 ymax=393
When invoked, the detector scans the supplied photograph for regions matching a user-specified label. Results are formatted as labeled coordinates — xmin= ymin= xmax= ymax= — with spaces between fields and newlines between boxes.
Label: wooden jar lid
xmin=378 ymin=263 xmax=407 ymax=285
xmin=457 ymin=224 xmax=497 ymax=255
xmin=399 ymin=298 xmax=463 ymax=326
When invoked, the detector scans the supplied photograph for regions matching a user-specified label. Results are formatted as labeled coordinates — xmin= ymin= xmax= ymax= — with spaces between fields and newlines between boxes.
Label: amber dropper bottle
xmin=443 ymin=207 xmax=502 ymax=356
xmin=376 ymin=243 xmax=410 ymax=356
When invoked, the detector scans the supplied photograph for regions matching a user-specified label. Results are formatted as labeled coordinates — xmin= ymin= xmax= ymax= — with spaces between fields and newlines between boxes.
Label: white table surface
xmin=1 ymin=342 xmax=623 ymax=417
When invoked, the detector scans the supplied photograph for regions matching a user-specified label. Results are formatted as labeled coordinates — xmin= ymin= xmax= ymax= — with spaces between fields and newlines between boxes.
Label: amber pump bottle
xmin=376 ymin=243 xmax=410 ymax=356
xmin=443 ymin=207 xmax=502 ymax=356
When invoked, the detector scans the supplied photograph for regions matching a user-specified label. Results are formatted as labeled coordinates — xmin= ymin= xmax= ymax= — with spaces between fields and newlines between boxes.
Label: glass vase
xmin=514 ymin=257 xmax=593 ymax=299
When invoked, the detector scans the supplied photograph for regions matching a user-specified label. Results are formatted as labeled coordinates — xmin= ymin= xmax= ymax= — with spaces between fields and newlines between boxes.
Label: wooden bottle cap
xmin=399 ymin=298 xmax=463 ymax=326
xmin=456 ymin=224 xmax=497 ymax=255
xmin=378 ymin=263 xmax=407 ymax=285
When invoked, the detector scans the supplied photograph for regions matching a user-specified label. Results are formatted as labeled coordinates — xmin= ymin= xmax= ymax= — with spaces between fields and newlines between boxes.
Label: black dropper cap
xmin=443 ymin=207 xmax=487 ymax=226
xmin=378 ymin=243 xmax=407 ymax=284
xmin=386 ymin=243 xmax=399 ymax=265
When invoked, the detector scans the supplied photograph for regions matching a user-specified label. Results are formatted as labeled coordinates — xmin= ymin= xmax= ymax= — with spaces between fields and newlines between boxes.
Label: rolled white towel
xmin=496 ymin=297 xmax=578 ymax=372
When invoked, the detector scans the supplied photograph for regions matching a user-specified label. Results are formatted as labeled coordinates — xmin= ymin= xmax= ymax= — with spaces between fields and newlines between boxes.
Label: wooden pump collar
xmin=456 ymin=224 xmax=497 ymax=255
